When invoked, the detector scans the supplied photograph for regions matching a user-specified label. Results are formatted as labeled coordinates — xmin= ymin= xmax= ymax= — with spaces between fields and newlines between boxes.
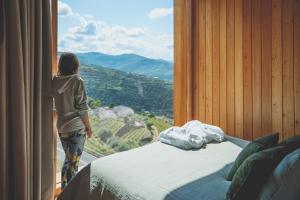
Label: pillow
xmin=258 ymin=148 xmax=300 ymax=200
xmin=280 ymin=135 xmax=300 ymax=150
xmin=226 ymin=146 xmax=289 ymax=200
xmin=226 ymin=133 xmax=279 ymax=181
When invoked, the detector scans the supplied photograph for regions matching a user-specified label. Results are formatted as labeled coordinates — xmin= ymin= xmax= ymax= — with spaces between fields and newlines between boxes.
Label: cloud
xmin=74 ymin=21 xmax=98 ymax=35
xmin=109 ymin=26 xmax=147 ymax=38
xmin=59 ymin=15 xmax=173 ymax=60
xmin=148 ymin=8 xmax=173 ymax=19
xmin=58 ymin=1 xmax=73 ymax=16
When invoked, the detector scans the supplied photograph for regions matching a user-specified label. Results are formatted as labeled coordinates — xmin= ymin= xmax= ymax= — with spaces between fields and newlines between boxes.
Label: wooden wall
xmin=174 ymin=0 xmax=300 ymax=140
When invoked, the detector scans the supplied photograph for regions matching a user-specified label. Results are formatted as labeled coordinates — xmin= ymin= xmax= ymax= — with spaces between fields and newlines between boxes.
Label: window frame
xmin=51 ymin=0 xmax=61 ymax=197
xmin=50 ymin=0 xmax=192 ymax=197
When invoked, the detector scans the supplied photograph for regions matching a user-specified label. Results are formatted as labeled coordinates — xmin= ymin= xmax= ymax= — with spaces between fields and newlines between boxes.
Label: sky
xmin=58 ymin=0 xmax=174 ymax=61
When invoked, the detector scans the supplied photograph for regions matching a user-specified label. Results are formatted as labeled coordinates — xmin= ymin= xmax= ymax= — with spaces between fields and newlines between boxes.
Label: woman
xmin=52 ymin=52 xmax=93 ymax=190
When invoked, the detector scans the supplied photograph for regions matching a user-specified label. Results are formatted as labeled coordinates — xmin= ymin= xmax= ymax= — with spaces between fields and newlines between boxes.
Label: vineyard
xmin=84 ymin=111 xmax=172 ymax=157
xmin=75 ymin=62 xmax=174 ymax=157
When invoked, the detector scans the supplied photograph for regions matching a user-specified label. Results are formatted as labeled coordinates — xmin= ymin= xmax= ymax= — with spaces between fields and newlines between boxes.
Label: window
xmin=53 ymin=0 xmax=174 ymax=194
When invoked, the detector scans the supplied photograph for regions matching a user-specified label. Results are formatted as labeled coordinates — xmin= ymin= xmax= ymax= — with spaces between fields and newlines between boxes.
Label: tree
xmin=107 ymin=137 xmax=130 ymax=152
xmin=148 ymin=114 xmax=155 ymax=118
xmin=146 ymin=122 xmax=154 ymax=131
xmin=109 ymin=103 xmax=115 ymax=108
xmin=88 ymin=96 xmax=101 ymax=109
xmin=99 ymin=129 xmax=113 ymax=142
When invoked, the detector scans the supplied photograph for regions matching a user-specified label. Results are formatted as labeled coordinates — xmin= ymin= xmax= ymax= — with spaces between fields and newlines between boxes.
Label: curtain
xmin=0 ymin=0 xmax=54 ymax=199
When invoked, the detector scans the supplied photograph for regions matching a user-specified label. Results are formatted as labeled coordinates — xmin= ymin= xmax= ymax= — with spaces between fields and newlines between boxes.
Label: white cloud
xmin=73 ymin=21 xmax=98 ymax=35
xmin=148 ymin=8 xmax=173 ymax=19
xmin=58 ymin=1 xmax=73 ymax=16
xmin=58 ymin=15 xmax=173 ymax=60
xmin=109 ymin=26 xmax=147 ymax=37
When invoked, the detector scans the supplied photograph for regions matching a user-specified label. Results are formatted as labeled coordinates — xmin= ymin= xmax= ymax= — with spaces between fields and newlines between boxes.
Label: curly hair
xmin=58 ymin=52 xmax=80 ymax=76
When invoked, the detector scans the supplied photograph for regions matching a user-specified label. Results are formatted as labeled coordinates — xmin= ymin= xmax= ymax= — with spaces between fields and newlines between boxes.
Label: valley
xmin=57 ymin=52 xmax=174 ymax=159
xmin=80 ymin=64 xmax=173 ymax=118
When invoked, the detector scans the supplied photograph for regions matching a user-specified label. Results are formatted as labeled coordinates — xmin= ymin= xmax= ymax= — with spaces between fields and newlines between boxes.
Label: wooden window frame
xmin=51 ymin=0 xmax=193 ymax=197
xmin=51 ymin=0 xmax=60 ymax=198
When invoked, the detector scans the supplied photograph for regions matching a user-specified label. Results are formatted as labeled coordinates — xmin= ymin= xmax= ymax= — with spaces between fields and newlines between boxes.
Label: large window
xmin=56 ymin=0 xmax=174 ymax=175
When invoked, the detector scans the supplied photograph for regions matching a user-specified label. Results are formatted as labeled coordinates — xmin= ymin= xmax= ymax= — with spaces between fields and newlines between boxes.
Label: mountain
xmin=74 ymin=52 xmax=173 ymax=80
xmin=80 ymin=64 xmax=173 ymax=117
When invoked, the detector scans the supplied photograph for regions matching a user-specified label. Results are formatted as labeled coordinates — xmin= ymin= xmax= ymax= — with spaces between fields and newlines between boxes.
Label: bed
xmin=58 ymin=136 xmax=249 ymax=200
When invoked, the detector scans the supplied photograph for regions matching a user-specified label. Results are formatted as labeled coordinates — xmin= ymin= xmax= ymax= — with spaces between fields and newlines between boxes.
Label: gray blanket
xmin=58 ymin=136 xmax=248 ymax=200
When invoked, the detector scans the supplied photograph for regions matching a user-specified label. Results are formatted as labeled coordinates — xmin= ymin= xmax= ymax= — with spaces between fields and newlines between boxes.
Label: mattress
xmin=58 ymin=136 xmax=248 ymax=200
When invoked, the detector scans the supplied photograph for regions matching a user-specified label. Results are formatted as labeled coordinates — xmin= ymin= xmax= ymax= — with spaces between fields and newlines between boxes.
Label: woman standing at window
xmin=52 ymin=52 xmax=93 ymax=190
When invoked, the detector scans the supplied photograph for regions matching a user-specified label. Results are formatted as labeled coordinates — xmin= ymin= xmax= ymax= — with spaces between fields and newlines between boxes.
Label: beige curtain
xmin=0 ymin=0 xmax=54 ymax=199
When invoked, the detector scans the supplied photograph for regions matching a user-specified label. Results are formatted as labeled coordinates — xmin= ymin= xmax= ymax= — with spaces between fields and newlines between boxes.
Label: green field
xmin=84 ymin=110 xmax=172 ymax=157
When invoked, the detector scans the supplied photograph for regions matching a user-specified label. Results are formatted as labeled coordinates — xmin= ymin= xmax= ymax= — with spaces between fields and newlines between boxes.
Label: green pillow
xmin=280 ymin=135 xmax=300 ymax=150
xmin=227 ymin=133 xmax=279 ymax=181
xmin=226 ymin=146 xmax=289 ymax=200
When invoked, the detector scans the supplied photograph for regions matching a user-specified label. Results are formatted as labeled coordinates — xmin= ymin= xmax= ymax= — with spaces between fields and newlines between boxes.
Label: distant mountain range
xmin=58 ymin=52 xmax=174 ymax=80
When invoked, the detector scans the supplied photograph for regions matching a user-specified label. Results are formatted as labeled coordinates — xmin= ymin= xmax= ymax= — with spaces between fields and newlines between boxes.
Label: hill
xmin=75 ymin=52 xmax=173 ymax=80
xmin=79 ymin=64 xmax=173 ymax=117
xmin=85 ymin=112 xmax=172 ymax=156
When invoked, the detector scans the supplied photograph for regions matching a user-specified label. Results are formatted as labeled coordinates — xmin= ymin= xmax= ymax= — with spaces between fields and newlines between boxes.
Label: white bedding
xmin=58 ymin=136 xmax=249 ymax=200
xmin=159 ymin=120 xmax=225 ymax=149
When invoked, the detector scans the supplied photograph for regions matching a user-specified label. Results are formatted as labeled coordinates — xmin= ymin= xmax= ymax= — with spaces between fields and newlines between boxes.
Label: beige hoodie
xmin=52 ymin=74 xmax=88 ymax=134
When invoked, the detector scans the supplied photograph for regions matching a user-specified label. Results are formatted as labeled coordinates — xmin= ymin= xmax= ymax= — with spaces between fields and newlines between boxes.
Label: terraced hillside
xmin=84 ymin=109 xmax=172 ymax=157
xmin=74 ymin=60 xmax=173 ymax=156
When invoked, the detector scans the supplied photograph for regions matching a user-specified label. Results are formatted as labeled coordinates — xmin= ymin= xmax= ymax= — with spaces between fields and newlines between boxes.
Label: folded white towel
xmin=159 ymin=120 xmax=225 ymax=149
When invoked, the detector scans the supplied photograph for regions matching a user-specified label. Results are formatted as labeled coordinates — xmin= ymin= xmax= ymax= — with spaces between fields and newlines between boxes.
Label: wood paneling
xmin=193 ymin=0 xmax=200 ymax=120
xmin=282 ymin=0 xmax=295 ymax=139
xmin=234 ymin=0 xmax=243 ymax=138
xmin=212 ymin=0 xmax=220 ymax=126
xmin=174 ymin=0 xmax=188 ymax=125
xmin=252 ymin=0 xmax=262 ymax=139
xmin=226 ymin=0 xmax=235 ymax=136
xmin=242 ymin=0 xmax=252 ymax=140
xmin=219 ymin=0 xmax=227 ymax=132
xmin=197 ymin=0 xmax=206 ymax=122
xmin=261 ymin=0 xmax=273 ymax=135
xmin=205 ymin=0 xmax=213 ymax=124
xmin=51 ymin=0 xmax=58 ymax=197
xmin=186 ymin=0 xmax=194 ymax=121
xmin=272 ymin=0 xmax=283 ymax=140
xmin=174 ymin=0 xmax=300 ymax=140
xmin=295 ymin=0 xmax=300 ymax=135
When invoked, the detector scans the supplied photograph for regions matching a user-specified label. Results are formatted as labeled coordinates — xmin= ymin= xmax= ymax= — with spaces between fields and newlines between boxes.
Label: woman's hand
xmin=85 ymin=126 xmax=93 ymax=138
xmin=81 ymin=113 xmax=93 ymax=138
